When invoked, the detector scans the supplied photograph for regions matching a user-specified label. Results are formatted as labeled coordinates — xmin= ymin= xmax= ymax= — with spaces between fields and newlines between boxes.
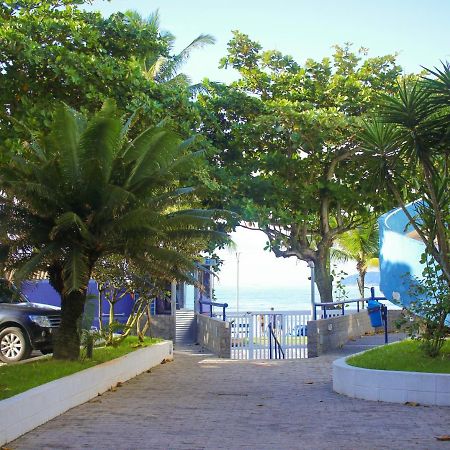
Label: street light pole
xmin=236 ymin=252 xmax=241 ymax=314
xmin=307 ymin=260 xmax=316 ymax=320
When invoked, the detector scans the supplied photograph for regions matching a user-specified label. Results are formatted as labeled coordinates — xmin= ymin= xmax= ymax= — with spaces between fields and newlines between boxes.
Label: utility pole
xmin=307 ymin=260 xmax=316 ymax=320
xmin=236 ymin=252 xmax=241 ymax=314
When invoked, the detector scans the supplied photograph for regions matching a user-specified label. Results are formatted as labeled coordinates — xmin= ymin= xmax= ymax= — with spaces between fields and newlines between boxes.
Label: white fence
xmin=224 ymin=310 xmax=339 ymax=360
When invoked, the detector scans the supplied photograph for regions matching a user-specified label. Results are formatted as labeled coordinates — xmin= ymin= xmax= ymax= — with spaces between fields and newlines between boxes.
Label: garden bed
xmin=347 ymin=340 xmax=450 ymax=373
xmin=333 ymin=341 xmax=450 ymax=406
xmin=0 ymin=337 xmax=160 ymax=400
xmin=0 ymin=339 xmax=173 ymax=446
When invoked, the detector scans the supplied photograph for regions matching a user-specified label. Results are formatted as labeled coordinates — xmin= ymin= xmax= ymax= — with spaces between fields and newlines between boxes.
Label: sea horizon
xmin=213 ymin=283 xmax=384 ymax=312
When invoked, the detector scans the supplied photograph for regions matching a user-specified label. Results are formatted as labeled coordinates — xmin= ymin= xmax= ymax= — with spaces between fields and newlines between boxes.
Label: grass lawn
xmin=347 ymin=339 xmax=450 ymax=373
xmin=0 ymin=337 xmax=160 ymax=400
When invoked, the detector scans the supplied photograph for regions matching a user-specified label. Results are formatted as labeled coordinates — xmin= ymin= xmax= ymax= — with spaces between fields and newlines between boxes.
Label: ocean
xmin=212 ymin=283 xmax=384 ymax=312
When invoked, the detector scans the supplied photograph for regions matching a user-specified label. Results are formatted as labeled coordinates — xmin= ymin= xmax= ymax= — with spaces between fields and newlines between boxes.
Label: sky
xmin=87 ymin=0 xmax=450 ymax=85
xmin=86 ymin=0 xmax=449 ymax=290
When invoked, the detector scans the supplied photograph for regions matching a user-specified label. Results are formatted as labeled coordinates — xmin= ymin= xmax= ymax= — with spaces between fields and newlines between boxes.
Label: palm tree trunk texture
xmin=357 ymin=264 xmax=367 ymax=298
xmin=53 ymin=289 xmax=86 ymax=360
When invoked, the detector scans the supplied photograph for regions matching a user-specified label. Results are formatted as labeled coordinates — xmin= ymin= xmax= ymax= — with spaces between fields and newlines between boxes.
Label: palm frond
xmin=13 ymin=243 xmax=60 ymax=282
xmin=63 ymin=247 xmax=89 ymax=293
xmin=46 ymin=106 xmax=81 ymax=186
xmin=125 ymin=130 xmax=182 ymax=190
xmin=2 ymin=100 xmax=230 ymax=303
xmin=330 ymin=247 xmax=350 ymax=263
xmin=80 ymin=106 xmax=121 ymax=187
xmin=381 ymin=81 xmax=433 ymax=128
xmin=120 ymin=127 xmax=171 ymax=164
xmin=156 ymin=34 xmax=215 ymax=82
xmin=359 ymin=118 xmax=401 ymax=157
xmin=108 ymin=208 xmax=165 ymax=236
xmin=423 ymin=61 xmax=450 ymax=105
xmin=50 ymin=212 xmax=95 ymax=244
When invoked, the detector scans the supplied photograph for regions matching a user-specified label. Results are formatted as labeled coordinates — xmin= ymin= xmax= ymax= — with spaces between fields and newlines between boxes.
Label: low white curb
xmin=0 ymin=340 xmax=173 ymax=445
xmin=333 ymin=352 xmax=450 ymax=406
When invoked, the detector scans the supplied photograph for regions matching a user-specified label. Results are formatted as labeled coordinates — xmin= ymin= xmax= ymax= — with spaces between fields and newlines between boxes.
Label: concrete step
xmin=175 ymin=310 xmax=196 ymax=344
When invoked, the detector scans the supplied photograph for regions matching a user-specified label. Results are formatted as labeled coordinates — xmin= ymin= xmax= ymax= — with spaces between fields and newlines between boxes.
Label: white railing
xmin=212 ymin=308 xmax=351 ymax=360
xmin=226 ymin=310 xmax=316 ymax=360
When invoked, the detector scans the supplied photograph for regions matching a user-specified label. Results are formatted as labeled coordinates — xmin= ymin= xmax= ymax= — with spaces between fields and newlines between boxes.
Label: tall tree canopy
xmin=199 ymin=32 xmax=402 ymax=301
xmin=0 ymin=0 xmax=202 ymax=150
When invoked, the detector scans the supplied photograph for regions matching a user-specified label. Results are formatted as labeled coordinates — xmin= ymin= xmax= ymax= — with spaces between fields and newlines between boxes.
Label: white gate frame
xmin=227 ymin=310 xmax=311 ymax=360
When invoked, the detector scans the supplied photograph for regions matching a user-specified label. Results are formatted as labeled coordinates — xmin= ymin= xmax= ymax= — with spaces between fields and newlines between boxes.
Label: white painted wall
xmin=333 ymin=353 xmax=450 ymax=406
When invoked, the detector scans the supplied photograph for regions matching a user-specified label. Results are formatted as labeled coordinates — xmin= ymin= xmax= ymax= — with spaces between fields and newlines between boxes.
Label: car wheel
xmin=0 ymin=327 xmax=32 ymax=363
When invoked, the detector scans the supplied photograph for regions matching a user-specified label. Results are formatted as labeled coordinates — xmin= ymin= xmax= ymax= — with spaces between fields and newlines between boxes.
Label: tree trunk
xmin=53 ymin=289 xmax=86 ymax=360
xmin=357 ymin=265 xmax=366 ymax=298
xmin=314 ymin=259 xmax=333 ymax=302
xmin=108 ymin=300 xmax=115 ymax=345
xmin=357 ymin=267 xmax=366 ymax=310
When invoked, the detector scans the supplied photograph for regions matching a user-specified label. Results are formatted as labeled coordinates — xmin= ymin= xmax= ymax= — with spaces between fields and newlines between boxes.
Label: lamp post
xmin=236 ymin=252 xmax=241 ymax=314
xmin=307 ymin=260 xmax=316 ymax=320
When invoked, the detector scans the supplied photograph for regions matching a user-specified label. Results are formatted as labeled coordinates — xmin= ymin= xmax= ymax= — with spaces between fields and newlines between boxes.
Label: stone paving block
xmin=9 ymin=344 xmax=450 ymax=450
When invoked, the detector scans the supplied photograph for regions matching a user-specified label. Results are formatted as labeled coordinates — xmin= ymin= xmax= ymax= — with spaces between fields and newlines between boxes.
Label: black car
xmin=0 ymin=281 xmax=61 ymax=363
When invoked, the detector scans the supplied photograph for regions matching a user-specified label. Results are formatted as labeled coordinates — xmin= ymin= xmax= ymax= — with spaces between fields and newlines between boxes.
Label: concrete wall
xmin=196 ymin=313 xmax=231 ymax=358
xmin=145 ymin=315 xmax=175 ymax=341
xmin=307 ymin=310 xmax=403 ymax=357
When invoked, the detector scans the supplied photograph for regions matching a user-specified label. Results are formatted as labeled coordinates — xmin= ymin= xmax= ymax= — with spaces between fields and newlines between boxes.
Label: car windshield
xmin=0 ymin=280 xmax=29 ymax=304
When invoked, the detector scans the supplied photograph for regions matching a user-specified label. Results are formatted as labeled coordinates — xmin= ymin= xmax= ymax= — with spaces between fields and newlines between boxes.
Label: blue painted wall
xmin=378 ymin=201 xmax=426 ymax=308
xmin=21 ymin=279 xmax=135 ymax=329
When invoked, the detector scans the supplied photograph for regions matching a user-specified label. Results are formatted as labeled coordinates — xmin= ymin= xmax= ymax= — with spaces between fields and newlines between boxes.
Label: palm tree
xmin=0 ymin=101 xmax=227 ymax=360
xmin=360 ymin=63 xmax=450 ymax=288
xmin=332 ymin=221 xmax=379 ymax=298
xmin=124 ymin=10 xmax=215 ymax=89
xmin=359 ymin=62 xmax=450 ymax=356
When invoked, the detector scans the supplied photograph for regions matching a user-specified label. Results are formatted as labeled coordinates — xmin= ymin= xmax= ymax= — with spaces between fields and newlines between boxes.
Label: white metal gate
xmin=227 ymin=310 xmax=311 ymax=360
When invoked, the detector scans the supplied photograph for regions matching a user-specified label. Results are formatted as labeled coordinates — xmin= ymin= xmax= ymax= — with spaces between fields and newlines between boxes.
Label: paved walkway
xmin=10 ymin=337 xmax=450 ymax=450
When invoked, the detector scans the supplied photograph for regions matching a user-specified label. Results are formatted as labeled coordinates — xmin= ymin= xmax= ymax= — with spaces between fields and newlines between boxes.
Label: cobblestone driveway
xmin=10 ymin=345 xmax=450 ymax=450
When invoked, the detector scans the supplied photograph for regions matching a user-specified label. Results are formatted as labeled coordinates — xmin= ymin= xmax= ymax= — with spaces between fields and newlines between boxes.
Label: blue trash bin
xmin=367 ymin=300 xmax=383 ymax=327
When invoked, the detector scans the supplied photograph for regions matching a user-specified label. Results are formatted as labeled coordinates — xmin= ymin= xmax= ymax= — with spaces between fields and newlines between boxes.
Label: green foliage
xmin=0 ymin=101 xmax=228 ymax=359
xmin=360 ymin=63 xmax=450 ymax=277
xmin=331 ymin=266 xmax=349 ymax=301
xmin=359 ymin=62 xmax=450 ymax=355
xmin=0 ymin=101 xmax=226 ymax=286
xmin=200 ymin=31 xmax=402 ymax=300
xmin=404 ymin=258 xmax=450 ymax=357
xmin=0 ymin=0 xmax=200 ymax=154
xmin=333 ymin=221 xmax=379 ymax=297
xmin=124 ymin=10 xmax=215 ymax=87
xmin=80 ymin=328 xmax=98 ymax=358
xmin=93 ymin=255 xmax=168 ymax=346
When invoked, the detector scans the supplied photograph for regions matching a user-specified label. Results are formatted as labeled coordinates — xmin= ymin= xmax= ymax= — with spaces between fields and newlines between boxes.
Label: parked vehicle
xmin=292 ymin=324 xmax=308 ymax=337
xmin=0 ymin=280 xmax=60 ymax=362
